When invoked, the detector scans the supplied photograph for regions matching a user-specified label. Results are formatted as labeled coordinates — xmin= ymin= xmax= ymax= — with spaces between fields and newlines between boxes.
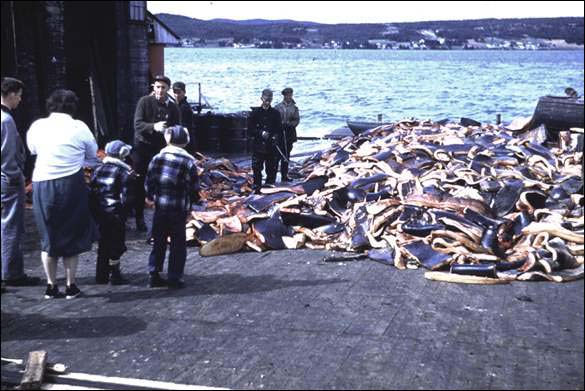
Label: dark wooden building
xmin=1 ymin=1 xmax=180 ymax=152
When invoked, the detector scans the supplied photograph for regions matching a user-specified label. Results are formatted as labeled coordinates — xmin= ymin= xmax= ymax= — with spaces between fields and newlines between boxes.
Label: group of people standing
xmin=1 ymin=74 xmax=300 ymax=297
xmin=1 ymin=75 xmax=200 ymax=296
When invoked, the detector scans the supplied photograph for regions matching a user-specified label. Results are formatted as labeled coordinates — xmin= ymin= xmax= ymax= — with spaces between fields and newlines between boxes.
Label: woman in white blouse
xmin=27 ymin=89 xmax=98 ymax=299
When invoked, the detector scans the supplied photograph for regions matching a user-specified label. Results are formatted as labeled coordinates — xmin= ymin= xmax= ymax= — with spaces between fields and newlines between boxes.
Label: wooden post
xmin=559 ymin=130 xmax=571 ymax=151
xmin=89 ymin=75 xmax=99 ymax=139
xmin=198 ymin=82 xmax=202 ymax=114
xmin=19 ymin=350 xmax=47 ymax=390
xmin=496 ymin=114 xmax=501 ymax=125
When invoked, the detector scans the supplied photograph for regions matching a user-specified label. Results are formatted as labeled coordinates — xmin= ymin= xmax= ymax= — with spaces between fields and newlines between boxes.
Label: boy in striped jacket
xmin=90 ymin=140 xmax=136 ymax=285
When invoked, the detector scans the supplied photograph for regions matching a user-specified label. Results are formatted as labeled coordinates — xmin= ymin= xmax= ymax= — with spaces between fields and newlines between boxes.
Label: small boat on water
xmin=346 ymin=120 xmax=393 ymax=135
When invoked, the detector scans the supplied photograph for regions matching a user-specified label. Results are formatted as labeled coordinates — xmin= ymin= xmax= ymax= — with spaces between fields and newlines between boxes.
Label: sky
xmin=147 ymin=1 xmax=584 ymax=24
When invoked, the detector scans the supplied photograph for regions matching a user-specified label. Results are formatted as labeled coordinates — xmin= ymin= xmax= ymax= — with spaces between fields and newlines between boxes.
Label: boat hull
xmin=532 ymin=96 xmax=584 ymax=131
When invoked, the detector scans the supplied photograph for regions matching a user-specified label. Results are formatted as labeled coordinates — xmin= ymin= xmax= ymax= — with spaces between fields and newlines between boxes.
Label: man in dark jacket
xmin=172 ymin=81 xmax=195 ymax=154
xmin=131 ymin=75 xmax=180 ymax=231
xmin=247 ymin=89 xmax=282 ymax=193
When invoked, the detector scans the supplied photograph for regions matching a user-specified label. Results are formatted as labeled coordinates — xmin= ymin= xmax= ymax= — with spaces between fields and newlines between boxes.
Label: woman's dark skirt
xmin=32 ymin=170 xmax=96 ymax=257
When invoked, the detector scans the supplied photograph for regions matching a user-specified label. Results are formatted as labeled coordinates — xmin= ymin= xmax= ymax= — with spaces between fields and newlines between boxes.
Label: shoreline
xmin=176 ymin=46 xmax=585 ymax=50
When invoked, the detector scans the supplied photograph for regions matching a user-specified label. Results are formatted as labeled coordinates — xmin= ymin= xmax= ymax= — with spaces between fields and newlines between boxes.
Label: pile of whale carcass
xmin=188 ymin=119 xmax=584 ymax=284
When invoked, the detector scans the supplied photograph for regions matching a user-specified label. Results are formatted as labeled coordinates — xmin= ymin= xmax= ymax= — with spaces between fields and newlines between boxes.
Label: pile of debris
xmin=188 ymin=119 xmax=584 ymax=283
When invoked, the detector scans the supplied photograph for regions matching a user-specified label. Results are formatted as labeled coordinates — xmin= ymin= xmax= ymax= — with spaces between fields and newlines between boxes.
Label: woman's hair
xmin=46 ymin=89 xmax=78 ymax=116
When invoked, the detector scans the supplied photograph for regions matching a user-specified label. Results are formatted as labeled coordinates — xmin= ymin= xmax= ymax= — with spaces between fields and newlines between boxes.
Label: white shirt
xmin=27 ymin=112 xmax=98 ymax=182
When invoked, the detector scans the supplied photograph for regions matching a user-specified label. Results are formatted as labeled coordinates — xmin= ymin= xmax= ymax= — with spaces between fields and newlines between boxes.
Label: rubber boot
xmin=136 ymin=216 xmax=147 ymax=232
xmin=96 ymin=256 xmax=109 ymax=284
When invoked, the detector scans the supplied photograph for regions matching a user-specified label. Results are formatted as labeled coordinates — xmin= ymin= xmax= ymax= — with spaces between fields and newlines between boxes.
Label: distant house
xmin=1 ymin=1 xmax=180 ymax=153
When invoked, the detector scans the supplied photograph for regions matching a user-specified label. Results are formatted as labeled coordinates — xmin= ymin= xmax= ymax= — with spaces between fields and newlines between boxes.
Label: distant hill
xmin=156 ymin=14 xmax=584 ymax=49
xmin=208 ymin=18 xmax=321 ymax=26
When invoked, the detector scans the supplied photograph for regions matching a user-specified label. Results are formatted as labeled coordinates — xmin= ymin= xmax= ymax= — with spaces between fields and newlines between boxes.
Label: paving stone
xmin=1 ymin=209 xmax=583 ymax=389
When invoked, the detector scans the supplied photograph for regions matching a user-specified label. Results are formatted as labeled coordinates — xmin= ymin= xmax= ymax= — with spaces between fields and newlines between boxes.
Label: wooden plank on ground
xmin=425 ymin=271 xmax=510 ymax=285
xmin=20 ymin=350 xmax=48 ymax=390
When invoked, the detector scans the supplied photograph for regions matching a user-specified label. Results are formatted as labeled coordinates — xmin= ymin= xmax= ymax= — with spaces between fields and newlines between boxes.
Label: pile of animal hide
xmin=188 ymin=119 xmax=584 ymax=284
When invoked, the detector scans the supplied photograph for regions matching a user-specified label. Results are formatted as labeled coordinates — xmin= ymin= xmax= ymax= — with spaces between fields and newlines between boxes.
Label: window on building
xmin=129 ymin=1 xmax=145 ymax=21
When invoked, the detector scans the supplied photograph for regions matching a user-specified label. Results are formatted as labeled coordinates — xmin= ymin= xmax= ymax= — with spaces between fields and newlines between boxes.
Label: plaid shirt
xmin=145 ymin=146 xmax=200 ymax=212
xmin=90 ymin=158 xmax=135 ymax=212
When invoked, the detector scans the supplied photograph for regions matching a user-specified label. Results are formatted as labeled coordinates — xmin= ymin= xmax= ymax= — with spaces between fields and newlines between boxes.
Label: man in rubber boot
xmin=248 ymin=88 xmax=283 ymax=193
xmin=274 ymin=87 xmax=299 ymax=182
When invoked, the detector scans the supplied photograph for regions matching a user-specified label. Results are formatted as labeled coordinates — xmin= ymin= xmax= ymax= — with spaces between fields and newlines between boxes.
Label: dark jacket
xmin=177 ymin=97 xmax=193 ymax=129
xmin=248 ymin=106 xmax=283 ymax=154
xmin=177 ymin=97 xmax=195 ymax=154
xmin=133 ymin=95 xmax=180 ymax=152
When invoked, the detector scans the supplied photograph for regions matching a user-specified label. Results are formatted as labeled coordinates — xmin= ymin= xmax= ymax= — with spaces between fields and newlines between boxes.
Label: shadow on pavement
xmin=1 ymin=312 xmax=147 ymax=341
xmin=84 ymin=273 xmax=349 ymax=303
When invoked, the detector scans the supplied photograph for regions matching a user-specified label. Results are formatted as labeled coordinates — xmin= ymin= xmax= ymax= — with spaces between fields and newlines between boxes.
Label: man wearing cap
xmin=145 ymin=125 xmax=199 ymax=289
xmin=131 ymin=75 xmax=180 ymax=232
xmin=274 ymin=87 xmax=300 ymax=182
xmin=172 ymin=82 xmax=195 ymax=154
xmin=247 ymin=88 xmax=283 ymax=192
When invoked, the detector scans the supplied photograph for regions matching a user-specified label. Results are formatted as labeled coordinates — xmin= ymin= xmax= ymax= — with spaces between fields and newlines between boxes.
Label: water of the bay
xmin=165 ymin=48 xmax=584 ymax=152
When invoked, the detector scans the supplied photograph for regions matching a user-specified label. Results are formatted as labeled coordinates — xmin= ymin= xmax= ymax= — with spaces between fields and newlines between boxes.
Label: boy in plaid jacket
xmin=90 ymin=140 xmax=136 ymax=284
xmin=145 ymin=126 xmax=199 ymax=289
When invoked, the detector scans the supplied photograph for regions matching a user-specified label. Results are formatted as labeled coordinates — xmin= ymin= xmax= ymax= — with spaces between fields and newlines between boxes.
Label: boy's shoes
xmin=109 ymin=265 xmax=129 ymax=285
xmin=65 ymin=284 xmax=82 ymax=299
xmin=44 ymin=284 xmax=65 ymax=299
xmin=167 ymin=279 xmax=185 ymax=289
xmin=4 ymin=275 xmax=42 ymax=286
xmin=148 ymin=273 xmax=167 ymax=288
xmin=281 ymin=175 xmax=290 ymax=182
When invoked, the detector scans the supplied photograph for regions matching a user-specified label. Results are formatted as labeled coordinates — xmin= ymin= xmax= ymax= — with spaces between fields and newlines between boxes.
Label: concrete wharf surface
xmin=1 ymin=208 xmax=583 ymax=390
